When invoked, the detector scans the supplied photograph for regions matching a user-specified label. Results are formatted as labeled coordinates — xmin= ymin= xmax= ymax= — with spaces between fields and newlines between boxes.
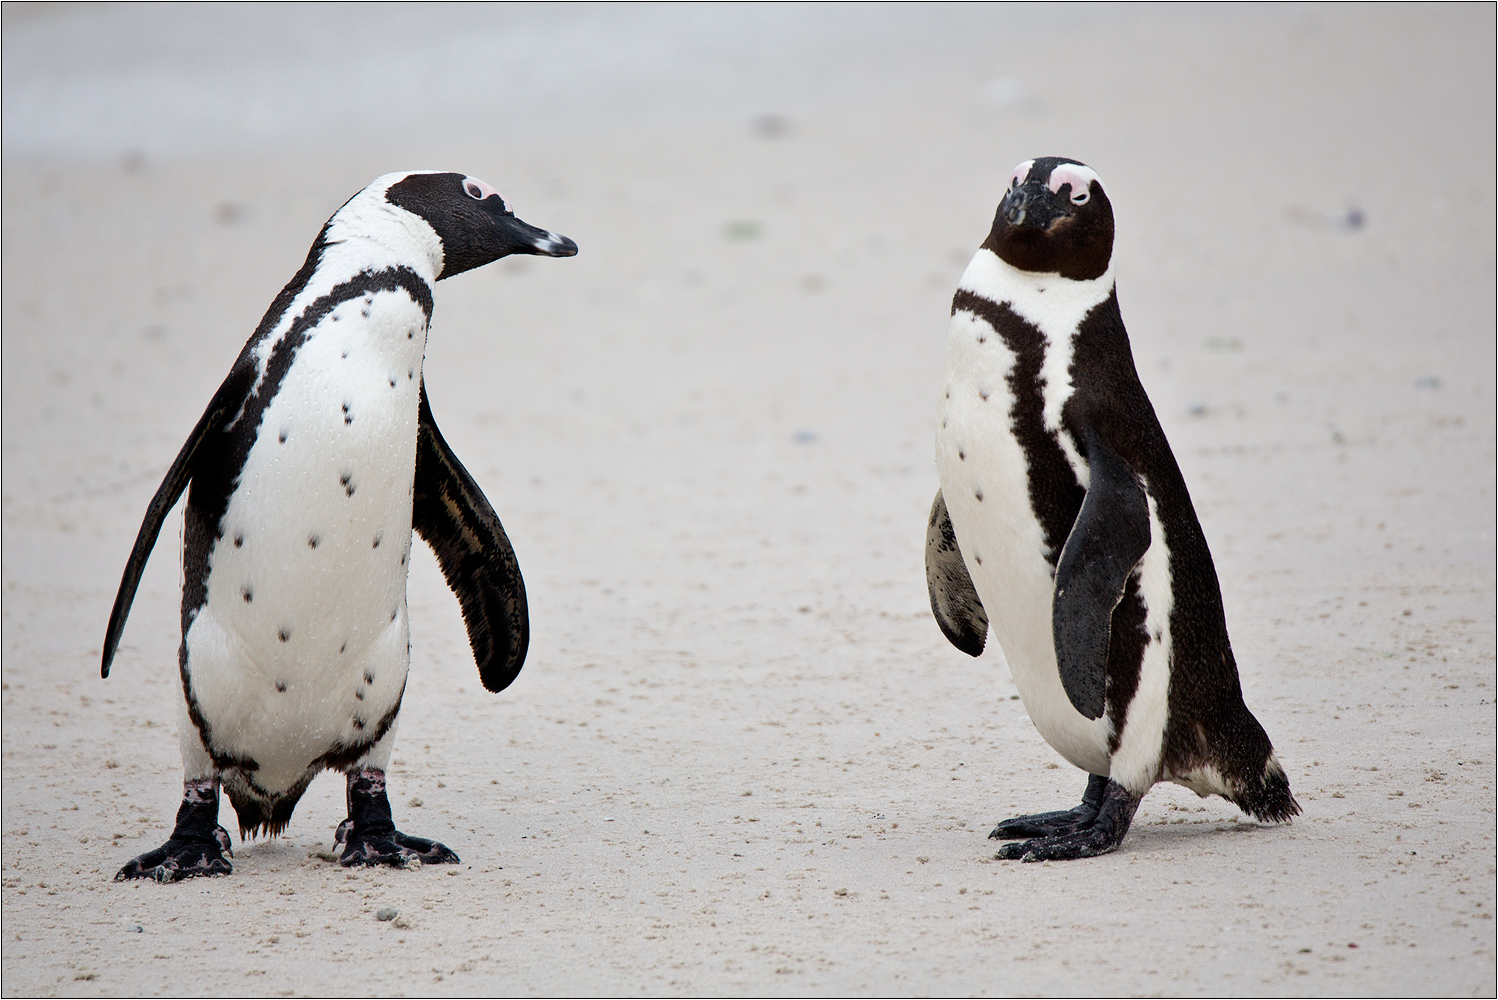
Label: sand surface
xmin=3 ymin=5 xmax=1494 ymax=996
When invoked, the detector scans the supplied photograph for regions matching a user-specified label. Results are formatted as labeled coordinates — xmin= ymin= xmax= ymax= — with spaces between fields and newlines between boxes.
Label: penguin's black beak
xmin=1001 ymin=183 xmax=1066 ymax=231
xmin=495 ymin=214 xmax=578 ymax=258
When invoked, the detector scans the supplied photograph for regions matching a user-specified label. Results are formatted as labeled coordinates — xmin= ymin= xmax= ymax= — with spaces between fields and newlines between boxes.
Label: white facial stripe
xmin=1009 ymin=159 xmax=1035 ymax=189
xmin=461 ymin=175 xmax=509 ymax=212
xmin=1047 ymin=163 xmax=1102 ymax=203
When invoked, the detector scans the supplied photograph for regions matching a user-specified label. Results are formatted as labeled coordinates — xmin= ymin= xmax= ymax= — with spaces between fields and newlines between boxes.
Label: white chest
xmin=211 ymin=287 xmax=429 ymax=659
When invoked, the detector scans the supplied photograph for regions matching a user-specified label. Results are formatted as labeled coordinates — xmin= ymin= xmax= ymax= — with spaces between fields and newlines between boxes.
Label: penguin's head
xmin=382 ymin=171 xmax=577 ymax=280
xmin=984 ymin=157 xmax=1113 ymax=281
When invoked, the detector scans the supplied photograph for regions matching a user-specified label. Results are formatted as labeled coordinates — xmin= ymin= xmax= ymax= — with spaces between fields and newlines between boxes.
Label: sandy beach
xmin=3 ymin=5 xmax=1494 ymax=996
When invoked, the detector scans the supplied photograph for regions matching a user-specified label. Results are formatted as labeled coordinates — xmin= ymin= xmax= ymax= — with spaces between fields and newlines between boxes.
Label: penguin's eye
xmin=460 ymin=175 xmax=511 ymax=213
xmin=1047 ymin=165 xmax=1099 ymax=208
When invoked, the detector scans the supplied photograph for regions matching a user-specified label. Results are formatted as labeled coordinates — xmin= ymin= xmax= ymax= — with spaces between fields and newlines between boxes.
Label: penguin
xmin=926 ymin=157 xmax=1298 ymax=861
xmin=101 ymin=171 xmax=577 ymax=881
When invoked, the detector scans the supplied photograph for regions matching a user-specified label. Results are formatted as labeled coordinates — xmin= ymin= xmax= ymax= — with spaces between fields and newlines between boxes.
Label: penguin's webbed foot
xmin=335 ymin=767 xmax=460 ymax=869
xmin=339 ymin=828 xmax=460 ymax=868
xmin=989 ymin=772 xmax=1108 ymax=840
xmin=115 ymin=827 xmax=234 ymax=882
xmin=993 ymin=777 xmax=1140 ymax=862
xmin=115 ymin=779 xmax=233 ymax=882
xmin=989 ymin=803 xmax=1099 ymax=840
xmin=994 ymin=825 xmax=1122 ymax=862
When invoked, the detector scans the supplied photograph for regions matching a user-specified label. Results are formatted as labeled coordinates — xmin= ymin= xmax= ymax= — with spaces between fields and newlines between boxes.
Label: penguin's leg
xmin=988 ymin=772 xmax=1108 ymax=840
xmin=114 ymin=707 xmax=233 ymax=882
xmin=993 ymin=779 xmax=1142 ymax=862
xmin=334 ymin=725 xmax=460 ymax=868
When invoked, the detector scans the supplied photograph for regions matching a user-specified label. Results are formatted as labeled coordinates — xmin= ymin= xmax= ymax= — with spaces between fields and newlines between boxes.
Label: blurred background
xmin=3 ymin=4 xmax=1494 ymax=995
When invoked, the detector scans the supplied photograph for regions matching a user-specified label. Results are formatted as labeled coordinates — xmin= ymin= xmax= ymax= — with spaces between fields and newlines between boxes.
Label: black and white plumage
xmin=103 ymin=171 xmax=576 ymax=881
xmin=927 ymin=157 xmax=1298 ymax=861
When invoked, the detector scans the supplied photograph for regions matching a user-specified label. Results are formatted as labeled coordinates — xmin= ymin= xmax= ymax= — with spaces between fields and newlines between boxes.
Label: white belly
xmin=936 ymin=309 xmax=1112 ymax=775
xmin=186 ymin=288 xmax=429 ymax=791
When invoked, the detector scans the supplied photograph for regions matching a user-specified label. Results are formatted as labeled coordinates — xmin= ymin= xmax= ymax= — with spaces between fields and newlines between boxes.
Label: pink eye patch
xmin=1047 ymin=164 xmax=1099 ymax=204
xmin=461 ymin=176 xmax=509 ymax=211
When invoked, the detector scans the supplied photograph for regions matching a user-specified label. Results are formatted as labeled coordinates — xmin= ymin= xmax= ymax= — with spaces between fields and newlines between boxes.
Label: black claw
xmin=335 ymin=767 xmax=460 ymax=869
xmin=994 ymin=839 xmax=1033 ymax=861
xmin=992 ymin=777 xmax=1140 ymax=862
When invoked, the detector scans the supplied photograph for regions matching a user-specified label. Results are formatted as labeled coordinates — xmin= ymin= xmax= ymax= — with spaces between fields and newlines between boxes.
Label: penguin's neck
xmin=958 ymin=248 xmax=1114 ymax=339
xmin=323 ymin=194 xmax=443 ymax=285
xmin=248 ymin=202 xmax=440 ymax=396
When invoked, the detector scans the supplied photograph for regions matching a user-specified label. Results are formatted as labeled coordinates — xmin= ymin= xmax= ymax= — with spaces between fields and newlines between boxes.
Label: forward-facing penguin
xmin=102 ymin=171 xmax=577 ymax=881
xmin=926 ymin=157 xmax=1298 ymax=861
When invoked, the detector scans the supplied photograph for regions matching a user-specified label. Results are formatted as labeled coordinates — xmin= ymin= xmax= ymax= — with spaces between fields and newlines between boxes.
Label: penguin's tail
xmin=1232 ymin=753 xmax=1301 ymax=823
xmin=223 ymin=772 xmax=314 ymax=840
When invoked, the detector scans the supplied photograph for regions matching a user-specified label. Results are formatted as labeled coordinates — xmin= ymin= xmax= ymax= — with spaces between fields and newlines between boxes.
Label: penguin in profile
xmin=926 ymin=157 xmax=1298 ymax=861
xmin=102 ymin=171 xmax=577 ymax=881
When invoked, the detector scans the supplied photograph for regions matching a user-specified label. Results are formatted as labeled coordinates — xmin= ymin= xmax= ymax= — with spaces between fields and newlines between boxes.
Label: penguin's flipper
xmin=412 ymin=385 xmax=529 ymax=693
xmin=1052 ymin=428 xmax=1151 ymax=719
xmin=925 ymin=489 xmax=989 ymax=656
xmin=101 ymin=363 xmax=253 ymax=679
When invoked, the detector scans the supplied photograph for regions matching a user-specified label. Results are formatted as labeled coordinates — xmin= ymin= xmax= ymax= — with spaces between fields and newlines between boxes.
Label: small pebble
xmin=375 ymin=907 xmax=398 ymax=922
xmin=127 ymin=925 xmax=144 ymax=933
xmin=834 ymin=887 xmax=849 ymax=897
